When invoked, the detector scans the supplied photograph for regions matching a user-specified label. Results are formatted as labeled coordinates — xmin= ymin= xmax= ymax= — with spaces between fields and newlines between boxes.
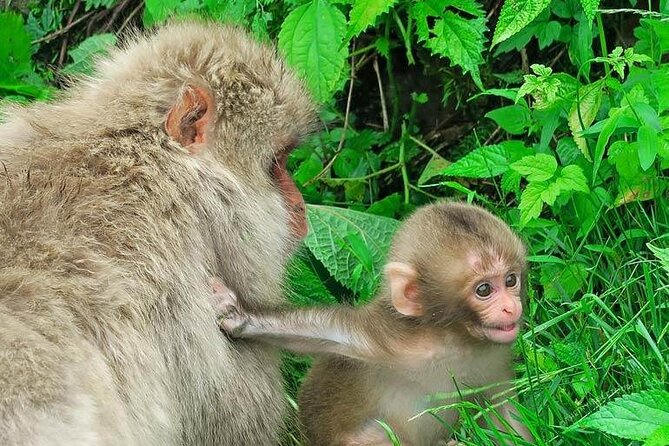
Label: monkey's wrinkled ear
xmin=384 ymin=262 xmax=422 ymax=316
xmin=165 ymin=85 xmax=214 ymax=154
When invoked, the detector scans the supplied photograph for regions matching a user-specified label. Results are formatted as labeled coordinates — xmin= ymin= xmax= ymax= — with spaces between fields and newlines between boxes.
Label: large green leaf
xmin=0 ymin=12 xmax=32 ymax=82
xmin=304 ymin=205 xmax=399 ymax=300
xmin=582 ymin=390 xmax=669 ymax=441
xmin=485 ymin=104 xmax=531 ymax=135
xmin=285 ymin=253 xmax=337 ymax=306
xmin=426 ymin=12 xmax=486 ymax=89
xmin=511 ymin=154 xmax=558 ymax=182
xmin=279 ymin=0 xmax=348 ymax=102
xmin=345 ymin=0 xmax=398 ymax=41
xmin=62 ymin=34 xmax=117 ymax=75
xmin=440 ymin=141 xmax=532 ymax=178
xmin=143 ymin=0 xmax=181 ymax=26
xmin=413 ymin=2 xmax=486 ymax=90
xmin=492 ymin=0 xmax=552 ymax=47
xmin=568 ymin=81 xmax=603 ymax=160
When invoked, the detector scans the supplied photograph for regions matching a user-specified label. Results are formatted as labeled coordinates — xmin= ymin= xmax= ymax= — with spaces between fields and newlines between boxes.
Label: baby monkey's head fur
xmin=387 ymin=202 xmax=527 ymax=344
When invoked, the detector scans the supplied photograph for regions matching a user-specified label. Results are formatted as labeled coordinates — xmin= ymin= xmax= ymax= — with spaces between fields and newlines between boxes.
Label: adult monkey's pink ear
xmin=384 ymin=262 xmax=422 ymax=316
xmin=165 ymin=84 xmax=214 ymax=154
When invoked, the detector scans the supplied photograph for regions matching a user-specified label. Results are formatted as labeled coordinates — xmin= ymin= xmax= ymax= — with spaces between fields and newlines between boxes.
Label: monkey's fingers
xmin=218 ymin=309 xmax=249 ymax=338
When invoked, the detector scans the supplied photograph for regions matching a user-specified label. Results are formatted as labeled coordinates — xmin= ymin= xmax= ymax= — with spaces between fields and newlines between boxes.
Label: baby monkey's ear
xmin=384 ymin=262 xmax=422 ymax=317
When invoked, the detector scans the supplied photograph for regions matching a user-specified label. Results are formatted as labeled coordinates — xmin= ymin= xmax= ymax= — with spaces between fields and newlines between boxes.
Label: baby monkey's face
xmin=461 ymin=254 xmax=524 ymax=344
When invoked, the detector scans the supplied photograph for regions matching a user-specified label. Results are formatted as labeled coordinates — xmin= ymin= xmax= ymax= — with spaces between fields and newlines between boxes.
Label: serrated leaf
xmin=540 ymin=181 xmax=562 ymax=205
xmin=285 ymin=253 xmax=337 ymax=306
xmin=579 ymin=0 xmax=601 ymax=22
xmin=645 ymin=424 xmax=669 ymax=446
xmin=304 ymin=205 xmax=400 ymax=300
xmin=501 ymin=169 xmax=521 ymax=195
xmin=637 ymin=124 xmax=659 ymax=171
xmin=582 ymin=390 xmax=669 ymax=441
xmin=556 ymin=165 xmax=589 ymax=193
xmin=62 ymin=34 xmax=116 ymax=75
xmin=279 ymin=0 xmax=348 ymax=102
xmin=441 ymin=143 xmax=527 ymax=178
xmin=511 ymin=154 xmax=558 ymax=182
xmin=346 ymin=0 xmax=398 ymax=41
xmin=492 ymin=0 xmax=552 ymax=46
xmin=568 ymin=82 xmax=603 ymax=160
xmin=423 ymin=12 xmax=486 ymax=90
xmin=519 ymin=182 xmax=547 ymax=225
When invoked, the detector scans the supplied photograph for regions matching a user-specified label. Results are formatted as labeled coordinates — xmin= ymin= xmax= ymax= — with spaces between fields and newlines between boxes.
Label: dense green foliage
xmin=2 ymin=0 xmax=668 ymax=444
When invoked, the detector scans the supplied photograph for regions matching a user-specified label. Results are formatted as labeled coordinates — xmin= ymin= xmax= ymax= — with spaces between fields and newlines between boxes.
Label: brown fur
xmin=0 ymin=21 xmax=315 ymax=446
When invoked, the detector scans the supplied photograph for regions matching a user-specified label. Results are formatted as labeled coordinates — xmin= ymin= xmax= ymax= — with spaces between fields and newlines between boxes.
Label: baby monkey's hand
xmin=210 ymin=277 xmax=248 ymax=337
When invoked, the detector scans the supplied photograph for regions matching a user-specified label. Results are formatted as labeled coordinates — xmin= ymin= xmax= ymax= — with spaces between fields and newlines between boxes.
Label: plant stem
xmin=596 ymin=13 xmax=610 ymax=77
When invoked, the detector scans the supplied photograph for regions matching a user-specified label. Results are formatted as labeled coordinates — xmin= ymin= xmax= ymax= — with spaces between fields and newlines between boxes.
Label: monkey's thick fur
xmin=0 ymin=22 xmax=315 ymax=445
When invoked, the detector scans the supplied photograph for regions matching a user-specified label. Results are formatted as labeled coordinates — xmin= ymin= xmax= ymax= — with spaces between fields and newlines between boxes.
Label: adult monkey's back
xmin=0 ymin=21 xmax=315 ymax=446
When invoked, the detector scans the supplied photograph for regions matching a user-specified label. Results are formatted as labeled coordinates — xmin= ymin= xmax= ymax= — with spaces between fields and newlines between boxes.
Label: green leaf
xmin=418 ymin=154 xmax=451 ymax=185
xmin=645 ymin=425 xmax=669 ymax=446
xmin=62 ymin=34 xmax=117 ymax=75
xmin=304 ymin=205 xmax=400 ymax=299
xmin=579 ymin=0 xmax=601 ymax=22
xmin=501 ymin=170 xmax=521 ymax=195
xmin=511 ymin=154 xmax=558 ymax=182
xmin=537 ymin=20 xmax=562 ymax=49
xmin=568 ymin=82 xmax=603 ymax=160
xmin=485 ymin=105 xmax=531 ymax=135
xmin=441 ymin=142 xmax=532 ymax=178
xmin=0 ymin=12 xmax=32 ymax=82
xmin=346 ymin=0 xmax=398 ymax=41
xmin=593 ymin=107 xmax=626 ymax=185
xmin=648 ymin=243 xmax=669 ymax=275
xmin=143 ymin=0 xmax=181 ymax=26
xmin=84 ymin=0 xmax=118 ymax=10
xmin=637 ymin=124 xmax=659 ymax=171
xmin=519 ymin=182 xmax=547 ymax=225
xmin=419 ymin=10 xmax=486 ymax=90
xmin=367 ymin=193 xmax=402 ymax=218
xmin=582 ymin=390 xmax=669 ymax=441
xmin=279 ymin=0 xmax=348 ymax=102
xmin=492 ymin=0 xmax=552 ymax=46
xmin=556 ymin=165 xmax=589 ymax=193
xmin=540 ymin=262 xmax=588 ymax=300
xmin=285 ymin=254 xmax=337 ymax=306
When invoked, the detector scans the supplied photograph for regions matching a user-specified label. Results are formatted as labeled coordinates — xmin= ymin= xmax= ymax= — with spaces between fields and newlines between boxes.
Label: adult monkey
xmin=0 ymin=21 xmax=315 ymax=445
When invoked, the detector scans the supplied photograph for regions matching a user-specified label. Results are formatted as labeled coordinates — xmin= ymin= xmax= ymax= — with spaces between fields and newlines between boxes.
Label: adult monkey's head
xmin=96 ymin=21 xmax=316 ymax=252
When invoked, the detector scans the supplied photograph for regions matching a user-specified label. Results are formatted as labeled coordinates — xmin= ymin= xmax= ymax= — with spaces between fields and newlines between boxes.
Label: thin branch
xmin=119 ymin=2 xmax=143 ymax=34
xmin=373 ymin=56 xmax=389 ymax=132
xmin=57 ymin=0 xmax=81 ymax=66
xmin=32 ymin=10 xmax=96 ymax=45
xmin=305 ymin=44 xmax=357 ymax=186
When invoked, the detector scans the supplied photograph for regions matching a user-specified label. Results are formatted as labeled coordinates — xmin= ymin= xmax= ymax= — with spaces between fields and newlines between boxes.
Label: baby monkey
xmin=218 ymin=202 xmax=533 ymax=445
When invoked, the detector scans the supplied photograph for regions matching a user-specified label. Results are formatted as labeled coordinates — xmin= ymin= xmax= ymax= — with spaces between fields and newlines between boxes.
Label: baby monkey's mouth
xmin=485 ymin=323 xmax=517 ymax=332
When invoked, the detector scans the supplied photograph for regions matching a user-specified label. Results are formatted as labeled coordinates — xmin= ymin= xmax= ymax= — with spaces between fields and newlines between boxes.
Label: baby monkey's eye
xmin=475 ymin=283 xmax=493 ymax=298
xmin=505 ymin=273 xmax=518 ymax=288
